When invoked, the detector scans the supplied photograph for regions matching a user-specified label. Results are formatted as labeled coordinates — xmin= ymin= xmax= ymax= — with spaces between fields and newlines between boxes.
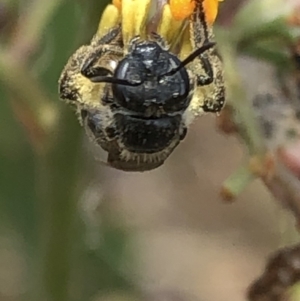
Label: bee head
xmin=85 ymin=38 xmax=215 ymax=117
xmin=111 ymin=40 xmax=191 ymax=115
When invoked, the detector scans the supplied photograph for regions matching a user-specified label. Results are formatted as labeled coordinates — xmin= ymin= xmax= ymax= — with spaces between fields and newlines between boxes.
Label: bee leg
xmin=191 ymin=46 xmax=225 ymax=113
xmin=188 ymin=0 xmax=226 ymax=114
xmin=201 ymin=90 xmax=225 ymax=113
xmin=82 ymin=63 xmax=112 ymax=82
xmin=92 ymin=25 xmax=122 ymax=46
xmin=197 ymin=46 xmax=225 ymax=113
xmin=196 ymin=53 xmax=214 ymax=86
xmin=80 ymin=44 xmax=123 ymax=81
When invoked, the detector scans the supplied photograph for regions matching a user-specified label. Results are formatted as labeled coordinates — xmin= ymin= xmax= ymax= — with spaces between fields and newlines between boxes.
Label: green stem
xmin=34 ymin=1 xmax=111 ymax=298
xmin=37 ymin=110 xmax=82 ymax=301
xmin=221 ymin=161 xmax=255 ymax=201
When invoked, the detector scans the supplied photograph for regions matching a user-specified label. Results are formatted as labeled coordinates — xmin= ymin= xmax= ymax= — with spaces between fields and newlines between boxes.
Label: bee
xmin=58 ymin=0 xmax=225 ymax=172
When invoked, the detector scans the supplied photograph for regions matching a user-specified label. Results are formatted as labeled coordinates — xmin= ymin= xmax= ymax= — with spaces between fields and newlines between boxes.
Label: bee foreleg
xmin=80 ymin=45 xmax=123 ymax=82
xmin=196 ymin=53 xmax=214 ymax=86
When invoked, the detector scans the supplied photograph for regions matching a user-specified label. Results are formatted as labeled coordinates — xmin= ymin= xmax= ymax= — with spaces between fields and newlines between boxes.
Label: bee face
xmin=112 ymin=39 xmax=191 ymax=114
xmin=59 ymin=0 xmax=225 ymax=172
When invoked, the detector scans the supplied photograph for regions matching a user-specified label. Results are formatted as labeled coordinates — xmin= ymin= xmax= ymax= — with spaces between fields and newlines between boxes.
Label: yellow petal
xmin=97 ymin=4 xmax=120 ymax=38
xmin=158 ymin=4 xmax=185 ymax=44
xmin=169 ymin=0 xmax=223 ymax=24
xmin=120 ymin=0 xmax=151 ymax=45
xmin=203 ymin=0 xmax=223 ymax=25
xmin=169 ymin=0 xmax=195 ymax=21
xmin=112 ymin=0 xmax=121 ymax=10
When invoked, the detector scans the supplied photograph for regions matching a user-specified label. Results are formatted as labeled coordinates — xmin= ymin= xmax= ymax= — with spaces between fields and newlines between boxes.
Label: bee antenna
xmin=163 ymin=41 xmax=215 ymax=77
xmin=89 ymin=76 xmax=142 ymax=87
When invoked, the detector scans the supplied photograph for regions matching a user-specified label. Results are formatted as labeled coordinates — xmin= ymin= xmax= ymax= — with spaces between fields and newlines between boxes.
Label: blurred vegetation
xmin=1 ymin=0 xmax=300 ymax=301
xmin=0 ymin=1 xmax=137 ymax=301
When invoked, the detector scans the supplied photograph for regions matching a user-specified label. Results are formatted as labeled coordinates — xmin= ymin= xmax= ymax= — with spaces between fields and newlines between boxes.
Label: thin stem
xmin=221 ymin=161 xmax=255 ymax=201
xmin=36 ymin=111 xmax=82 ymax=301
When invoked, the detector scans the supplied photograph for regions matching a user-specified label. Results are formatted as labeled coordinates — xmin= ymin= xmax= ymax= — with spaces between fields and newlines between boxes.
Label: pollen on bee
xmin=169 ymin=0 xmax=195 ymax=21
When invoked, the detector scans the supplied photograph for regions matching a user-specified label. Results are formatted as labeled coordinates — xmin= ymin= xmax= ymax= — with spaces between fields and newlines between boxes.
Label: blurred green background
xmin=0 ymin=0 xmax=300 ymax=301
xmin=0 ymin=1 xmax=136 ymax=300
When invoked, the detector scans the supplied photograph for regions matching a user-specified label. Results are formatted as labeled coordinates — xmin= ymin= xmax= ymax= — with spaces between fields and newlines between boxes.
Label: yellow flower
xmin=112 ymin=0 xmax=121 ymax=9
xmin=203 ymin=0 xmax=224 ymax=25
xmin=169 ymin=0 xmax=223 ymax=24
xmin=97 ymin=0 xmax=223 ymax=48
xmin=98 ymin=0 xmax=152 ymax=45
xmin=169 ymin=0 xmax=196 ymax=21
xmin=109 ymin=1 xmax=223 ymax=24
